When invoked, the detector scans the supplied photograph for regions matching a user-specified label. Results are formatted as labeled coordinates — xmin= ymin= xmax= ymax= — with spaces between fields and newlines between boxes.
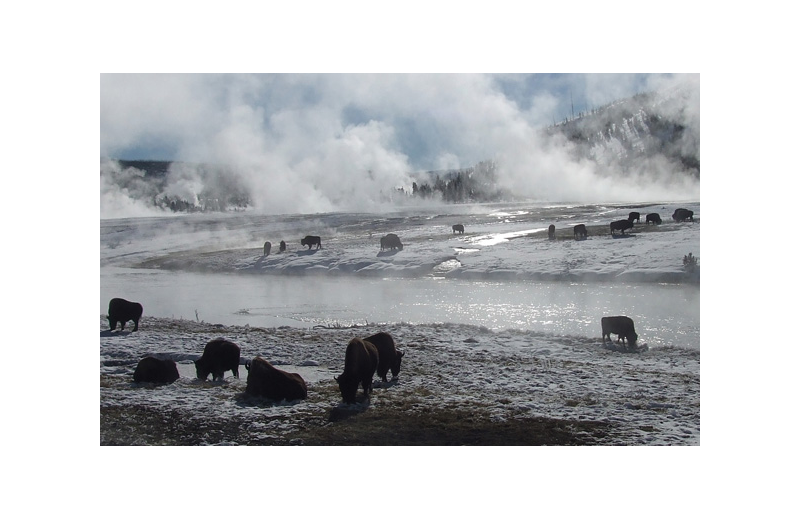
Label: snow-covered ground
xmin=100 ymin=201 xmax=700 ymax=445
xmin=108 ymin=201 xmax=700 ymax=283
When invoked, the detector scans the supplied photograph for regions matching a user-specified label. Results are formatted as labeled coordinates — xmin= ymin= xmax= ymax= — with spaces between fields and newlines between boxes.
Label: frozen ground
xmin=114 ymin=201 xmax=700 ymax=283
xmin=101 ymin=316 xmax=698 ymax=445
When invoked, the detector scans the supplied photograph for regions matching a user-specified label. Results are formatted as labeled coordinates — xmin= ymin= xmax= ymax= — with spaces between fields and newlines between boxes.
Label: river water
xmin=101 ymin=268 xmax=699 ymax=349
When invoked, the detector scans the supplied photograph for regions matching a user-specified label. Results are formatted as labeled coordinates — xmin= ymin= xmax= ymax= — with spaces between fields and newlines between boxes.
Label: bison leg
xmin=232 ymin=366 xmax=239 ymax=378
xmin=132 ymin=319 xmax=139 ymax=332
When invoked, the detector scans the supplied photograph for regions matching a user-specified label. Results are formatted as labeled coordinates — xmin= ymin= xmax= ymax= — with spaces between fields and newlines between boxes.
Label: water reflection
xmin=101 ymin=269 xmax=700 ymax=349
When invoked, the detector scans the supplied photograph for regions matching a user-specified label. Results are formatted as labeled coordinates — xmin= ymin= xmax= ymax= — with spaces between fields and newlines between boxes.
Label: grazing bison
xmin=380 ymin=233 xmax=403 ymax=251
xmin=263 ymin=241 xmax=271 ymax=256
xmin=195 ymin=338 xmax=241 ymax=381
xmin=107 ymin=298 xmax=143 ymax=332
xmin=335 ymin=337 xmax=379 ymax=404
xmin=601 ymin=316 xmax=638 ymax=347
xmin=452 ymin=224 xmax=465 ymax=234
xmin=279 ymin=240 xmax=286 ymax=253
xmin=574 ymin=224 xmax=588 ymax=239
xmin=628 ymin=212 xmax=641 ymax=223
xmin=646 ymin=213 xmax=662 ymax=225
xmin=364 ymin=332 xmax=404 ymax=382
xmin=244 ymin=356 xmax=307 ymax=401
xmin=548 ymin=224 xmax=555 ymax=240
xmin=133 ymin=356 xmax=180 ymax=384
xmin=672 ymin=208 xmax=694 ymax=222
xmin=610 ymin=219 xmax=633 ymax=235
xmin=301 ymin=235 xmax=322 ymax=249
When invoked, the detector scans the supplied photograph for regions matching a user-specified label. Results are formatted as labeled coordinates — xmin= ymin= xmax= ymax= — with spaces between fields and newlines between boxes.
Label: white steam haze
xmin=100 ymin=74 xmax=699 ymax=217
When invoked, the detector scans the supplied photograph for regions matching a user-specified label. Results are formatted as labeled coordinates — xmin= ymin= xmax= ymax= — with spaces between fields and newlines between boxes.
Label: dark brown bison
xmin=279 ymin=240 xmax=286 ymax=253
xmin=548 ymin=224 xmax=555 ymax=240
xmin=244 ymin=356 xmax=307 ymax=401
xmin=108 ymin=298 xmax=143 ymax=332
xmin=133 ymin=356 xmax=179 ymax=384
xmin=364 ymin=332 xmax=404 ymax=382
xmin=646 ymin=213 xmax=662 ymax=225
xmin=452 ymin=224 xmax=465 ymax=234
xmin=380 ymin=233 xmax=403 ymax=251
xmin=601 ymin=316 xmax=638 ymax=347
xmin=263 ymin=241 xmax=271 ymax=256
xmin=335 ymin=337 xmax=379 ymax=404
xmin=672 ymin=208 xmax=694 ymax=222
xmin=301 ymin=235 xmax=322 ymax=249
xmin=628 ymin=212 xmax=641 ymax=223
xmin=195 ymin=338 xmax=241 ymax=381
xmin=574 ymin=224 xmax=588 ymax=239
xmin=610 ymin=219 xmax=633 ymax=235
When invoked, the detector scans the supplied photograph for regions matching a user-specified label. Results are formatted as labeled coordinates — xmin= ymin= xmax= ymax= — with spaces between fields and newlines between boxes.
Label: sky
xmin=100 ymin=73 xmax=700 ymax=214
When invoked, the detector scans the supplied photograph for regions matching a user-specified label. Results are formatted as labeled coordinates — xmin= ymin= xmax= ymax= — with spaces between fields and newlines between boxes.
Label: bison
xmin=601 ymin=316 xmax=638 ymax=347
xmin=335 ymin=337 xmax=379 ymax=404
xmin=548 ymin=224 xmax=555 ymax=240
xmin=646 ymin=213 xmax=662 ymax=225
xmin=610 ymin=219 xmax=633 ymax=235
xmin=263 ymin=241 xmax=271 ymax=256
xmin=452 ymin=224 xmax=465 ymax=234
xmin=279 ymin=240 xmax=286 ymax=253
xmin=301 ymin=235 xmax=322 ymax=249
xmin=628 ymin=212 xmax=641 ymax=223
xmin=364 ymin=332 xmax=404 ymax=382
xmin=133 ymin=356 xmax=179 ymax=384
xmin=380 ymin=233 xmax=403 ymax=251
xmin=672 ymin=208 xmax=694 ymax=222
xmin=195 ymin=338 xmax=241 ymax=381
xmin=244 ymin=356 xmax=307 ymax=401
xmin=574 ymin=224 xmax=588 ymax=239
xmin=107 ymin=298 xmax=143 ymax=332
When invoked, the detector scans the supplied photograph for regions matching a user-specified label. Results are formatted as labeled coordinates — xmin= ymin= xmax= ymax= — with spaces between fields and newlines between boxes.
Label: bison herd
xmin=543 ymin=206 xmax=695 ymax=240
xmin=109 ymin=206 xmax=682 ymax=408
xmin=119 ymin=305 xmax=407 ymax=404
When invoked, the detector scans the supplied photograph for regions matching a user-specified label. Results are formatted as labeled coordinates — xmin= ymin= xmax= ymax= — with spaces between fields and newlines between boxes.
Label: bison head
xmin=391 ymin=350 xmax=405 ymax=379
xmin=335 ymin=374 xmax=359 ymax=404
xmin=194 ymin=359 xmax=211 ymax=381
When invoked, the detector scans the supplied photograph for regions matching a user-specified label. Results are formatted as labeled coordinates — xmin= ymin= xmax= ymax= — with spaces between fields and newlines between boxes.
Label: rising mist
xmin=100 ymin=74 xmax=699 ymax=218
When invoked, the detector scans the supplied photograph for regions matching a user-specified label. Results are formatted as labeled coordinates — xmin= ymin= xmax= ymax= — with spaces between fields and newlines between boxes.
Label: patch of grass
xmin=286 ymin=404 xmax=611 ymax=446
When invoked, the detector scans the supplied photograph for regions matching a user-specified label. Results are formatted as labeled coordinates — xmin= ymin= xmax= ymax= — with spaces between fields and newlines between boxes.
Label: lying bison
xmin=574 ymin=224 xmax=588 ymax=239
xmin=364 ymin=332 xmax=404 ymax=382
xmin=628 ymin=212 xmax=641 ymax=223
xmin=601 ymin=316 xmax=638 ymax=347
xmin=672 ymin=208 xmax=694 ymax=222
xmin=380 ymin=233 xmax=403 ymax=251
xmin=452 ymin=224 xmax=465 ymax=234
xmin=610 ymin=219 xmax=633 ymax=235
xmin=108 ymin=298 xmax=143 ymax=332
xmin=335 ymin=337 xmax=379 ymax=404
xmin=548 ymin=224 xmax=555 ymax=240
xmin=245 ymin=356 xmax=307 ymax=401
xmin=301 ymin=235 xmax=322 ymax=249
xmin=263 ymin=241 xmax=271 ymax=256
xmin=133 ymin=356 xmax=179 ymax=384
xmin=646 ymin=213 xmax=662 ymax=225
xmin=195 ymin=338 xmax=241 ymax=381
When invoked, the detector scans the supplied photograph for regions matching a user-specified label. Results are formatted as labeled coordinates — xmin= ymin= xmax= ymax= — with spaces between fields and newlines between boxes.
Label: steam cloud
xmin=101 ymin=74 xmax=699 ymax=218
